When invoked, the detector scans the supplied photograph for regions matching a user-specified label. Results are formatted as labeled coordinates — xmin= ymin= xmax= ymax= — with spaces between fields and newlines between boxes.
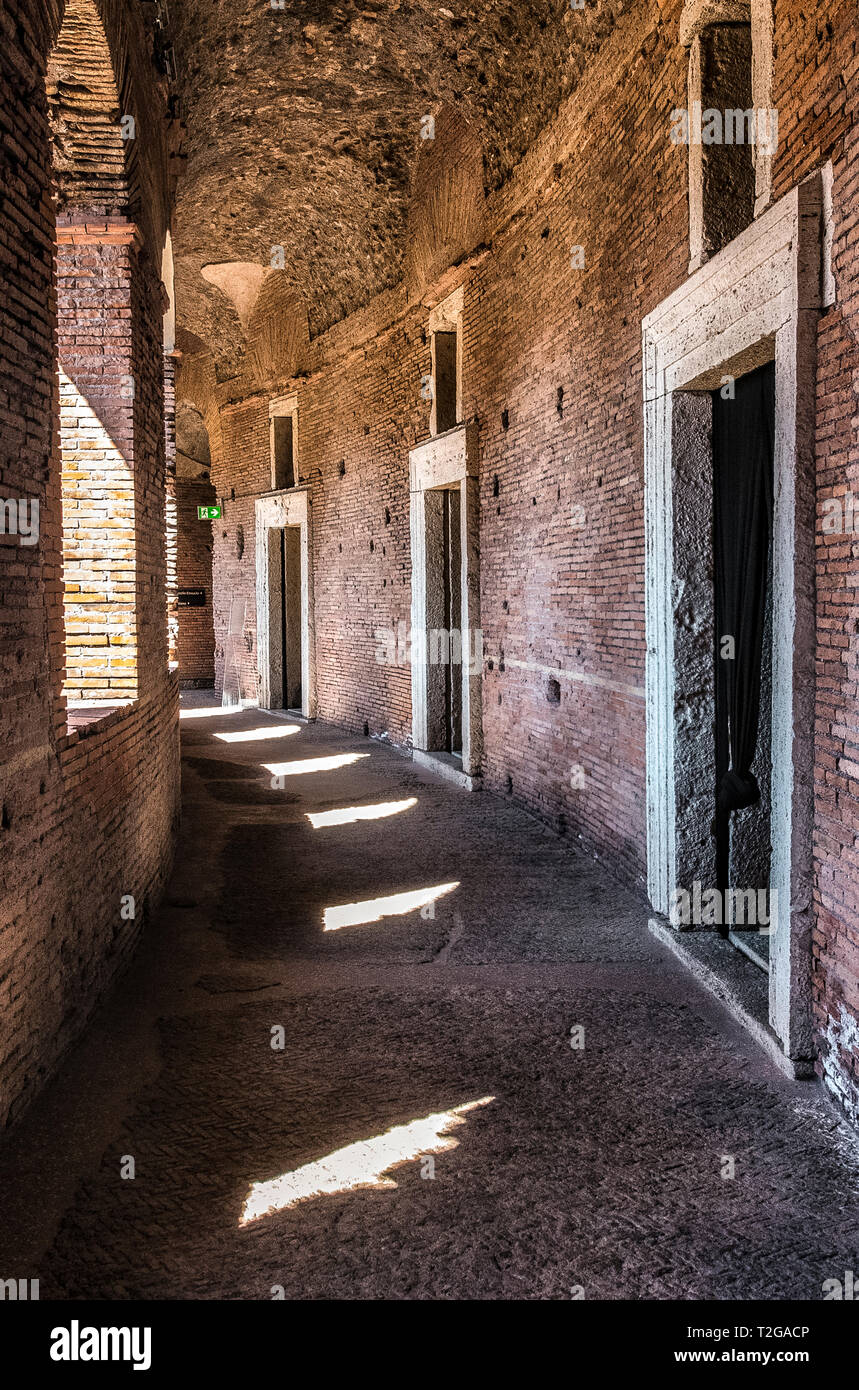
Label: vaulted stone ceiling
xmin=168 ymin=0 xmax=630 ymax=374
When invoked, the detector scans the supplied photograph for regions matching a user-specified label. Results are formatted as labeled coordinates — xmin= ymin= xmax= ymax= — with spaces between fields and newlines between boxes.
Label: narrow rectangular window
xmin=433 ymin=331 xmax=458 ymax=434
xmin=271 ymin=414 xmax=295 ymax=490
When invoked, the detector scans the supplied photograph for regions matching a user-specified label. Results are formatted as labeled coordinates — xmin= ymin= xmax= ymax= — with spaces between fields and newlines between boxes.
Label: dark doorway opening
xmin=425 ymin=486 xmax=462 ymax=759
xmin=268 ymin=526 xmax=302 ymax=710
xmin=711 ymin=360 xmax=775 ymax=968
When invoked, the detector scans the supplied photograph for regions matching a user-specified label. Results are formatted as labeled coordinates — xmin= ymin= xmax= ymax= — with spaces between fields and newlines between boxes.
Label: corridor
xmin=0 ymin=695 xmax=857 ymax=1301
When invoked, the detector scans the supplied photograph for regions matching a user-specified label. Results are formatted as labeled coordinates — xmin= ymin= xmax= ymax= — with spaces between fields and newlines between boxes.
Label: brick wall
xmin=56 ymin=223 xmax=138 ymax=701
xmin=165 ymin=353 xmax=178 ymax=667
xmin=0 ymin=0 xmax=179 ymax=1129
xmin=176 ymin=476 xmax=215 ymax=685
xmin=190 ymin=0 xmax=859 ymax=1124
xmin=767 ymin=0 xmax=859 ymax=1123
xmin=204 ymin=8 xmax=682 ymax=876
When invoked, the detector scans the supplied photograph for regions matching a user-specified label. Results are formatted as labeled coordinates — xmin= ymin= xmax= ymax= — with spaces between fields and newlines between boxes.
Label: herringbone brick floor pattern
xmin=1 ymin=695 xmax=857 ymax=1299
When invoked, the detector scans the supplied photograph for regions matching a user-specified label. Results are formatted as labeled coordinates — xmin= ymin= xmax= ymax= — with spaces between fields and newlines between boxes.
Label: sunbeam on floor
xmin=323 ymin=881 xmax=459 ymax=931
xmin=239 ymin=1097 xmax=495 ymax=1225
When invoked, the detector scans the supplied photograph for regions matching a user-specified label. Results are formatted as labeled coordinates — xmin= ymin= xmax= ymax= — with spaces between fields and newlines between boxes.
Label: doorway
xmin=643 ymin=173 xmax=823 ymax=1071
xmin=267 ymin=526 xmax=302 ymax=711
xmin=425 ymin=486 xmax=463 ymax=757
xmin=408 ymin=422 xmax=482 ymax=783
xmin=255 ymin=488 xmax=315 ymax=718
xmin=712 ymin=361 xmax=774 ymax=971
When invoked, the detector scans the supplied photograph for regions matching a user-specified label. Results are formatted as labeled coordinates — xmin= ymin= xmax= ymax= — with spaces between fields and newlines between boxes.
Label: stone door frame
xmin=642 ymin=171 xmax=826 ymax=1065
xmin=254 ymin=487 xmax=315 ymax=718
xmin=408 ymin=421 xmax=482 ymax=779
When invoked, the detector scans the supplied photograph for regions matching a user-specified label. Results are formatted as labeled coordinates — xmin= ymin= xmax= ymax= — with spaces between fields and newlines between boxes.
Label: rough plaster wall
xmin=730 ymin=543 xmax=772 ymax=897
xmin=672 ymin=391 xmax=717 ymax=902
xmin=404 ymin=106 xmax=486 ymax=297
xmin=425 ymin=491 xmax=448 ymax=750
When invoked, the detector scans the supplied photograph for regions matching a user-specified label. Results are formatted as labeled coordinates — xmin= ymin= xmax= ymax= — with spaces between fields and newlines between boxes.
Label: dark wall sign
xmin=178 ymin=588 xmax=207 ymax=607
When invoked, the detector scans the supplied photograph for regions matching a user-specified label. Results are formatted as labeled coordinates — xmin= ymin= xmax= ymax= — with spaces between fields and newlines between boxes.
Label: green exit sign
xmin=197 ymin=505 xmax=222 ymax=520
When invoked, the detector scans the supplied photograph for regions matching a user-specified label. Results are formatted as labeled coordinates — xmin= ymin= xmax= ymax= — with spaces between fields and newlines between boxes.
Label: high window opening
xmin=697 ymin=23 xmax=755 ymax=255
xmin=428 ymin=288 xmax=463 ymax=438
xmin=432 ymin=331 xmax=458 ymax=435
xmin=47 ymin=0 xmax=139 ymax=710
xmin=679 ymin=1 xmax=775 ymax=273
xmin=270 ymin=395 xmax=299 ymax=491
xmin=272 ymin=416 xmax=295 ymax=490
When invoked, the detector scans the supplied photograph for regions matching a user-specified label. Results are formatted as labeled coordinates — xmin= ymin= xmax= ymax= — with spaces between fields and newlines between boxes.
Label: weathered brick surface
xmin=175 ymin=476 xmax=215 ymax=685
xmin=182 ymin=1 xmax=859 ymax=1125
xmin=0 ymin=0 xmax=178 ymax=1128
xmin=56 ymin=227 xmax=138 ymax=700
xmin=773 ymin=1 xmax=859 ymax=1123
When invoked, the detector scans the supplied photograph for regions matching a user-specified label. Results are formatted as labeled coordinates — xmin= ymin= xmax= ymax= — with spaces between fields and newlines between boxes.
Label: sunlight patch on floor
xmin=323 ymin=880 xmax=458 ymax=931
xmin=215 ymin=725 xmax=301 ymax=743
xmin=179 ymin=705 xmax=242 ymax=720
xmin=239 ymin=1097 xmax=494 ymax=1225
xmin=306 ymin=798 xmax=417 ymax=829
xmin=262 ymin=753 xmax=370 ymax=777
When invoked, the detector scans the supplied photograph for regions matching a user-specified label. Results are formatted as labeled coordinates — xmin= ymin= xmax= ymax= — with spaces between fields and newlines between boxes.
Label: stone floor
xmin=1 ymin=693 xmax=857 ymax=1300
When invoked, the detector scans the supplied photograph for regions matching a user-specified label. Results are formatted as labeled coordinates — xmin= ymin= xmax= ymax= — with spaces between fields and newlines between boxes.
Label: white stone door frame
xmin=643 ymin=171 xmax=825 ymax=1065
xmin=409 ymin=421 xmax=482 ymax=779
xmin=255 ymin=488 xmax=316 ymax=719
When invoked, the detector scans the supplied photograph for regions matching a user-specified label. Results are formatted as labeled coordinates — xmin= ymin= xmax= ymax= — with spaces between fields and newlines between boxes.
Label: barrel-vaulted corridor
xmin=0 ymin=694 xmax=856 ymax=1300
xmin=3 ymin=0 xmax=859 ymax=1333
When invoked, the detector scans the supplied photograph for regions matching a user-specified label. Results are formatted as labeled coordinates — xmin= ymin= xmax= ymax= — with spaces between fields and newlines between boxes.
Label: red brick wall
xmin=197 ymin=0 xmax=859 ymax=1123
xmin=206 ymin=11 xmax=683 ymax=875
xmin=165 ymin=355 xmax=178 ymax=667
xmin=211 ymin=400 xmax=268 ymax=701
xmin=176 ymin=476 xmax=216 ymax=685
xmin=56 ymin=224 xmax=138 ymax=700
xmin=768 ymin=0 xmax=859 ymax=1123
xmin=0 ymin=0 xmax=179 ymax=1129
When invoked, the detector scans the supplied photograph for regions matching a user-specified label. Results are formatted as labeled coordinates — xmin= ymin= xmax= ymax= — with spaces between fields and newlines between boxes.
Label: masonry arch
xmin=48 ymin=0 xmax=140 ymax=710
xmin=404 ymin=105 xmax=486 ymax=298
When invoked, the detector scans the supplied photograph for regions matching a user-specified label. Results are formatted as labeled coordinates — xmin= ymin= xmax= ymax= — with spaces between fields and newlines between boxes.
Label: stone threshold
xmin=252 ymin=705 xmax=311 ymax=724
xmin=412 ymin=748 xmax=480 ymax=792
xmin=648 ymin=917 xmax=815 ymax=1081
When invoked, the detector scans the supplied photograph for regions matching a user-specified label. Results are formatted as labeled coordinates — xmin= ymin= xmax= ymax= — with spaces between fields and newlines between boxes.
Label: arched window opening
xmin=47 ymin=0 xmax=138 ymax=712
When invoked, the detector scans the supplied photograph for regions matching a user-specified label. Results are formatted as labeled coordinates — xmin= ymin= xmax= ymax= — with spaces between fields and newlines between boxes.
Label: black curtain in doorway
xmin=712 ymin=362 xmax=775 ymax=900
